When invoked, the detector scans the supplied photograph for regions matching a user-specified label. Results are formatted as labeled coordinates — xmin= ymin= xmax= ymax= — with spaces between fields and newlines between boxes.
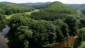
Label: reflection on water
xmin=0 ymin=25 xmax=10 ymax=48
xmin=1 ymin=25 xmax=10 ymax=36
xmin=0 ymin=34 xmax=8 ymax=48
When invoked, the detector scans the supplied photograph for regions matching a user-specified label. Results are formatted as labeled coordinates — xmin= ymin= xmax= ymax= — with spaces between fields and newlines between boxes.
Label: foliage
xmin=64 ymin=16 xmax=79 ymax=36
xmin=5 ymin=1 xmax=85 ymax=48
xmin=77 ymin=27 xmax=85 ymax=41
xmin=0 ymin=3 xmax=34 ymax=15
xmin=78 ymin=41 xmax=85 ymax=48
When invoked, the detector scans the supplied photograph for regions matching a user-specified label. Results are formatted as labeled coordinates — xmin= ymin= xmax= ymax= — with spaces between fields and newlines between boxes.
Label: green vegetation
xmin=5 ymin=9 xmax=39 ymax=19
xmin=0 ymin=2 xmax=34 ymax=15
xmin=0 ymin=1 xmax=85 ymax=48
xmin=0 ymin=14 xmax=5 ymax=31
xmin=78 ymin=41 xmax=85 ymax=48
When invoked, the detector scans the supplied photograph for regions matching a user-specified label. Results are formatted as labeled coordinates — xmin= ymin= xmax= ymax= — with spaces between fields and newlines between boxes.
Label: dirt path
xmin=0 ymin=34 xmax=8 ymax=48
xmin=51 ymin=36 xmax=78 ymax=48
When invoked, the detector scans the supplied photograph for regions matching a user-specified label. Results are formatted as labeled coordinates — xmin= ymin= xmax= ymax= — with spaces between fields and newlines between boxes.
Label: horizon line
xmin=0 ymin=1 xmax=85 ymax=4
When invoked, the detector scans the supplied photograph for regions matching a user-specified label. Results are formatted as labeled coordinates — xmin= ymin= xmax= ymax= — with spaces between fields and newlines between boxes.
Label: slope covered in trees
xmin=0 ymin=2 xmax=34 ymax=15
xmin=31 ymin=2 xmax=84 ymax=21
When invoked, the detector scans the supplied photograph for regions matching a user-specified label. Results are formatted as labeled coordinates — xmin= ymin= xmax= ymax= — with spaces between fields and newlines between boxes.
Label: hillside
xmin=31 ymin=1 xmax=84 ymax=21
xmin=46 ymin=2 xmax=80 ymax=14
xmin=0 ymin=2 xmax=34 ymax=15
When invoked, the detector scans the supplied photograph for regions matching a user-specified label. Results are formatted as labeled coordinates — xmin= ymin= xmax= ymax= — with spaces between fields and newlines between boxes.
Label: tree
xmin=64 ymin=16 xmax=78 ymax=36
xmin=77 ymin=27 xmax=85 ymax=41
xmin=53 ymin=19 xmax=69 ymax=42
xmin=28 ymin=20 xmax=56 ymax=48
xmin=7 ymin=15 xmax=33 ymax=48
xmin=78 ymin=41 xmax=85 ymax=48
xmin=80 ymin=18 xmax=85 ymax=28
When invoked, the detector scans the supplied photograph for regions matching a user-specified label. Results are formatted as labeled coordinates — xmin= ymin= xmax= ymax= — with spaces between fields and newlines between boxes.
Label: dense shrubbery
xmin=7 ymin=11 xmax=83 ymax=48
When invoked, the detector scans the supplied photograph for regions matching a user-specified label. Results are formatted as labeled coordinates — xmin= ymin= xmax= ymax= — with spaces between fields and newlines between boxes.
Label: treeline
xmin=0 ymin=3 xmax=34 ymax=15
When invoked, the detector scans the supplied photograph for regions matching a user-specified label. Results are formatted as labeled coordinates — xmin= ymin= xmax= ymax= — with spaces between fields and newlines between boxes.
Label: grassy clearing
xmin=5 ymin=9 xmax=39 ymax=19
xmin=5 ymin=14 xmax=14 ymax=19
xmin=25 ymin=9 xmax=39 ymax=15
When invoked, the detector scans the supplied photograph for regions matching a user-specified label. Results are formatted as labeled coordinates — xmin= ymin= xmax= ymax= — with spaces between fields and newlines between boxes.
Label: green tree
xmin=78 ymin=41 xmax=85 ymax=48
xmin=64 ymin=16 xmax=78 ymax=36
xmin=53 ymin=19 xmax=69 ymax=42
xmin=77 ymin=27 xmax=85 ymax=41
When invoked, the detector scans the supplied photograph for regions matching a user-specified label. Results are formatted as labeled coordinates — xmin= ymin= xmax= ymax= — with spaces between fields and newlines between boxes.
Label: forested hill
xmin=20 ymin=2 xmax=85 ymax=15
xmin=67 ymin=4 xmax=85 ymax=14
xmin=0 ymin=2 xmax=34 ymax=15
xmin=46 ymin=1 xmax=68 ymax=9
xmin=30 ymin=1 xmax=84 ymax=21
xmin=45 ymin=2 xmax=83 ymax=15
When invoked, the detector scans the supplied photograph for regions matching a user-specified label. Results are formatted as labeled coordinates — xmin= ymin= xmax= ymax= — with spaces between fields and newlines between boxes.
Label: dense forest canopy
xmin=0 ymin=1 xmax=85 ymax=48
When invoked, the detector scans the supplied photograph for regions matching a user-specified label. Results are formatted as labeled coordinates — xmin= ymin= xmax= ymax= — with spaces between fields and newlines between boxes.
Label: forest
xmin=0 ymin=1 xmax=85 ymax=48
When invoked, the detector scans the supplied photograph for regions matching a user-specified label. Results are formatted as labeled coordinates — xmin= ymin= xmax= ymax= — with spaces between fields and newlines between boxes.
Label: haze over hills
xmin=67 ymin=4 xmax=85 ymax=14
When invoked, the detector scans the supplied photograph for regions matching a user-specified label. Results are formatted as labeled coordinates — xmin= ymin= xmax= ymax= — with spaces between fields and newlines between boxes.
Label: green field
xmin=5 ymin=9 xmax=39 ymax=19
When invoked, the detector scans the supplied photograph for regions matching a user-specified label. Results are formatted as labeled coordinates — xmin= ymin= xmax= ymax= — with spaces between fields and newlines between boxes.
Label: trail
xmin=51 ymin=36 xmax=78 ymax=48
xmin=0 ymin=34 xmax=8 ymax=48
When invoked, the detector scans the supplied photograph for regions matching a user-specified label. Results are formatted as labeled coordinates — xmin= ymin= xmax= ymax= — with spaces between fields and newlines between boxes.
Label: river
xmin=0 ymin=25 xmax=10 ymax=48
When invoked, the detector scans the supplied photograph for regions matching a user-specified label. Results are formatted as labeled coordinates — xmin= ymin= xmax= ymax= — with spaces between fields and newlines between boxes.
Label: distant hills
xmin=67 ymin=4 xmax=85 ymax=14
xmin=67 ymin=4 xmax=85 ymax=10
xmin=20 ymin=2 xmax=51 ymax=9
xmin=20 ymin=2 xmax=85 ymax=12
xmin=0 ymin=2 xmax=13 ymax=4
xmin=0 ymin=1 xmax=85 ymax=10
xmin=0 ymin=1 xmax=85 ymax=14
